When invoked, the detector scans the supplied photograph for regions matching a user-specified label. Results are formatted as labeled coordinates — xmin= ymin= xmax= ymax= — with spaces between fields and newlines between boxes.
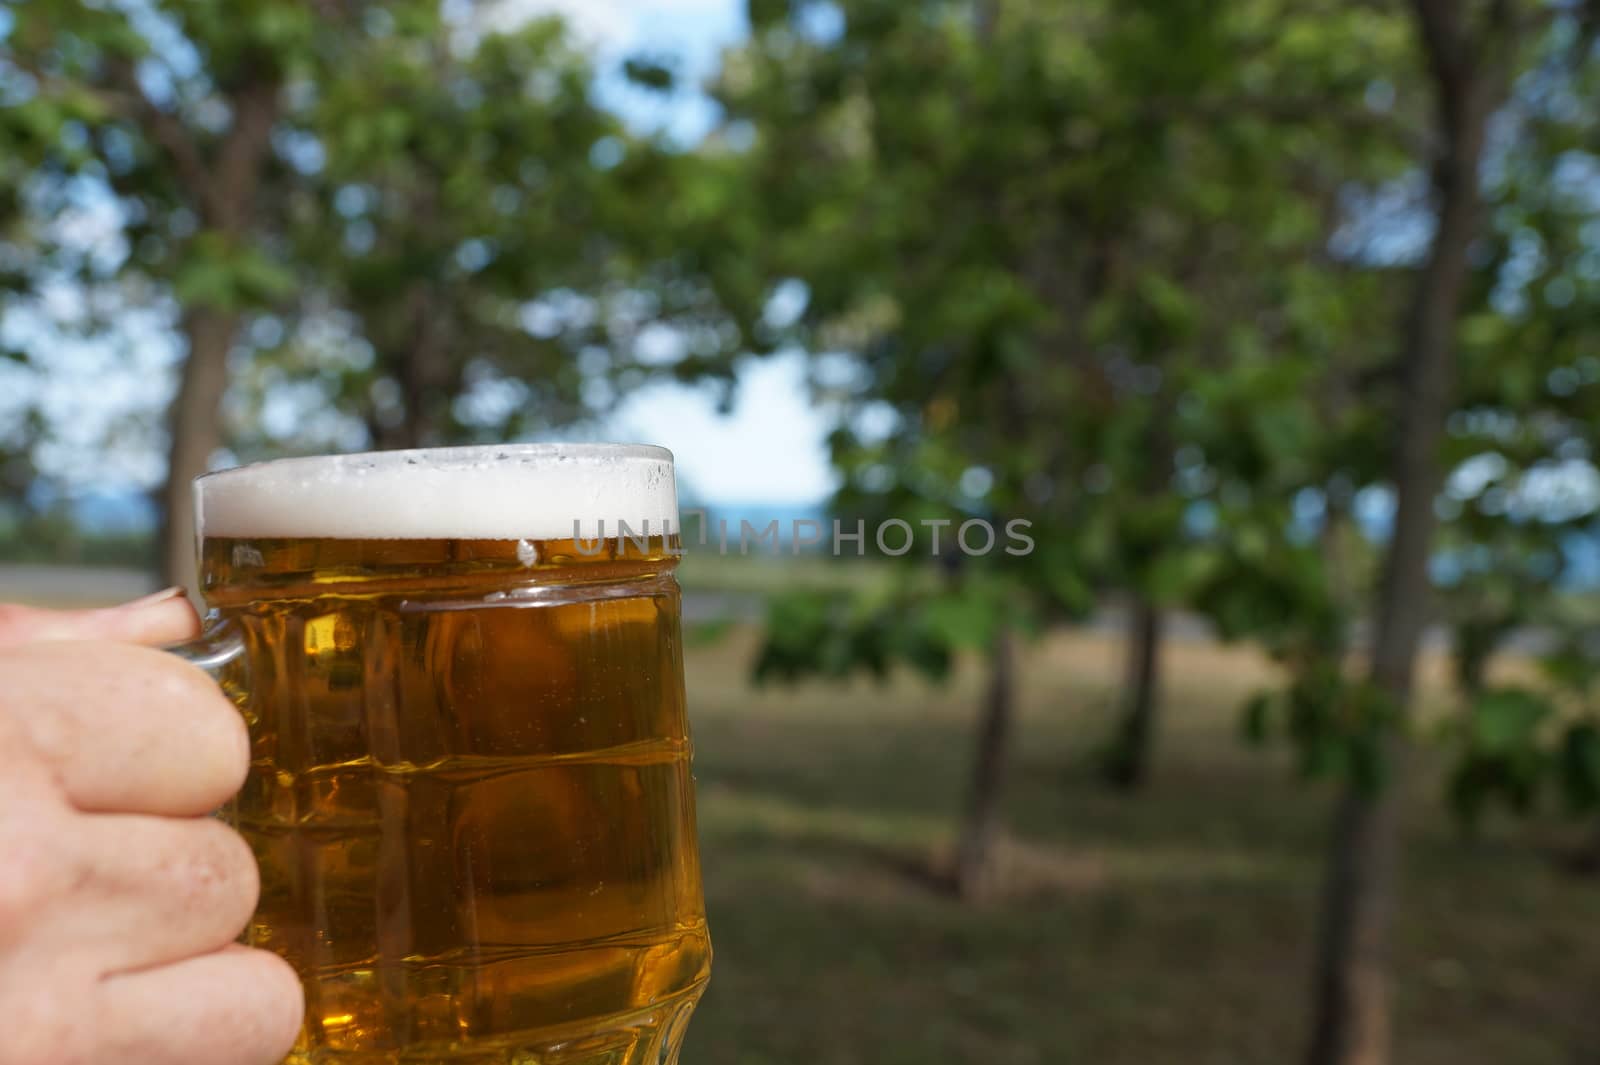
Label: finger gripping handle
xmin=166 ymin=613 xmax=250 ymax=705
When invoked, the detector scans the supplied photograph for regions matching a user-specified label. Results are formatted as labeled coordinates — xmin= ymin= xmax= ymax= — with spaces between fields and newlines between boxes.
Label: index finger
xmin=0 ymin=640 xmax=250 ymax=816
xmin=0 ymin=591 xmax=200 ymax=648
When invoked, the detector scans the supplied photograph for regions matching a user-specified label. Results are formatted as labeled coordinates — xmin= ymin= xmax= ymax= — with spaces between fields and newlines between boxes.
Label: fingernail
xmin=110 ymin=586 xmax=187 ymax=611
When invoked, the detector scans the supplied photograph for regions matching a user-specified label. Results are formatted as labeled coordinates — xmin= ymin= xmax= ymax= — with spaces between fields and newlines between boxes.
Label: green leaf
xmin=1560 ymin=723 xmax=1600 ymax=814
xmin=230 ymin=249 xmax=297 ymax=305
xmin=1240 ymin=691 xmax=1275 ymax=745
xmin=1038 ymin=544 xmax=1094 ymax=616
xmin=685 ymin=617 xmax=734 ymax=647
xmin=1142 ymin=545 xmax=1222 ymax=605
xmin=747 ymin=0 xmax=792 ymax=28
xmin=922 ymin=591 xmax=999 ymax=650
xmin=171 ymin=232 xmax=295 ymax=311
xmin=1542 ymin=644 xmax=1600 ymax=695
xmin=1467 ymin=688 xmax=1555 ymax=755
xmin=623 ymin=56 xmax=676 ymax=91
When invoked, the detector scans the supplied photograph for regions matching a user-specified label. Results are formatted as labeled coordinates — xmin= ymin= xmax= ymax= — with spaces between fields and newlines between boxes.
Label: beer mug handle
xmin=167 ymin=613 xmax=250 ymax=702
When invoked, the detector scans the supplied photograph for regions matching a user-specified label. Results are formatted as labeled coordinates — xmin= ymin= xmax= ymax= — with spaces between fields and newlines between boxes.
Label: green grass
xmin=680 ymin=629 xmax=1600 ymax=1065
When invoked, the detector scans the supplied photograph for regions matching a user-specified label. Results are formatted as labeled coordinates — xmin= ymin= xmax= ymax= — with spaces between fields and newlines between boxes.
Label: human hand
xmin=0 ymin=590 xmax=303 ymax=1065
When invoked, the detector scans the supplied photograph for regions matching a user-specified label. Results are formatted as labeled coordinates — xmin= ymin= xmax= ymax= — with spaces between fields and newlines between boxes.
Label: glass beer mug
xmin=182 ymin=444 xmax=710 ymax=1064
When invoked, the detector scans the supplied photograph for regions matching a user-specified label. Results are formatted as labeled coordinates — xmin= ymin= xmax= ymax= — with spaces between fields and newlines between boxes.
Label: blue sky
xmin=500 ymin=0 xmax=745 ymax=142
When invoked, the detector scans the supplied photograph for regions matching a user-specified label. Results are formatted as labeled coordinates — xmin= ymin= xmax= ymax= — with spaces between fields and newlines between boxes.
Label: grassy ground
xmin=680 ymin=628 xmax=1600 ymax=1065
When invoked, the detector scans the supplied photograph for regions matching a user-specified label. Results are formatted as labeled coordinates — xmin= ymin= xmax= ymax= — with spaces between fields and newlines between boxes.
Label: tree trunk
xmin=1305 ymin=5 xmax=1507 ymax=1063
xmin=1308 ymin=770 xmax=1408 ymax=1065
xmin=145 ymin=69 xmax=281 ymax=590
xmin=1102 ymin=597 xmax=1164 ymax=791
xmin=1573 ymin=817 xmax=1600 ymax=876
xmin=159 ymin=308 xmax=240 ymax=591
xmin=367 ymin=282 xmax=455 ymax=451
xmin=1452 ymin=618 xmax=1501 ymax=699
xmin=953 ymin=624 xmax=1017 ymax=901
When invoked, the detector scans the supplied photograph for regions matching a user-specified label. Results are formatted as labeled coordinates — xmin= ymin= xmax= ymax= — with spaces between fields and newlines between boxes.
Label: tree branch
xmin=96 ymin=53 xmax=281 ymax=233
xmin=211 ymin=75 xmax=282 ymax=233
xmin=1411 ymin=0 xmax=1471 ymax=117
xmin=1464 ymin=0 xmax=1531 ymax=140
xmin=98 ymin=58 xmax=216 ymax=215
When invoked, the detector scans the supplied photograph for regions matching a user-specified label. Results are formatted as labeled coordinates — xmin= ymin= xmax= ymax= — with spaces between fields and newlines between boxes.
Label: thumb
xmin=0 ymin=587 xmax=201 ymax=648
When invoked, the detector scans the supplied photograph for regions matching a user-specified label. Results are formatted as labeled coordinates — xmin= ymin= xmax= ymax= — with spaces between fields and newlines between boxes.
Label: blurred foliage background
xmin=4 ymin=1 xmax=1600 ymax=1063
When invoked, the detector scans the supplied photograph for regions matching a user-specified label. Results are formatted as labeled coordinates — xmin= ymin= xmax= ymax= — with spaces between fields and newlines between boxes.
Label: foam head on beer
xmin=196 ymin=442 xmax=679 ymax=542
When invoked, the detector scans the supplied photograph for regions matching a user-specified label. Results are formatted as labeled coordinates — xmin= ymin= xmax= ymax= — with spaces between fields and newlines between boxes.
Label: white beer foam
xmin=195 ymin=443 xmax=679 ymax=541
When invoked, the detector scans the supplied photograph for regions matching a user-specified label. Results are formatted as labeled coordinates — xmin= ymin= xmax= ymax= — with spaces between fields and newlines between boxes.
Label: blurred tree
xmin=280 ymin=14 xmax=749 ymax=453
xmin=722 ymin=0 xmax=1411 ymax=893
xmin=0 ymin=0 xmax=417 ymax=585
xmin=1177 ymin=4 xmax=1599 ymax=1061
xmin=289 ymin=16 xmax=606 ymax=449
xmin=1436 ymin=10 xmax=1600 ymax=865
xmin=0 ymin=2 xmax=736 ymax=582
xmin=1248 ymin=2 xmax=1587 ymax=1061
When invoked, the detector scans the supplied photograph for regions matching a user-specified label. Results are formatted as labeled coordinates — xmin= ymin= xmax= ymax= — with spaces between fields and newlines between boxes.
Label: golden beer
xmin=193 ymin=445 xmax=709 ymax=1064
